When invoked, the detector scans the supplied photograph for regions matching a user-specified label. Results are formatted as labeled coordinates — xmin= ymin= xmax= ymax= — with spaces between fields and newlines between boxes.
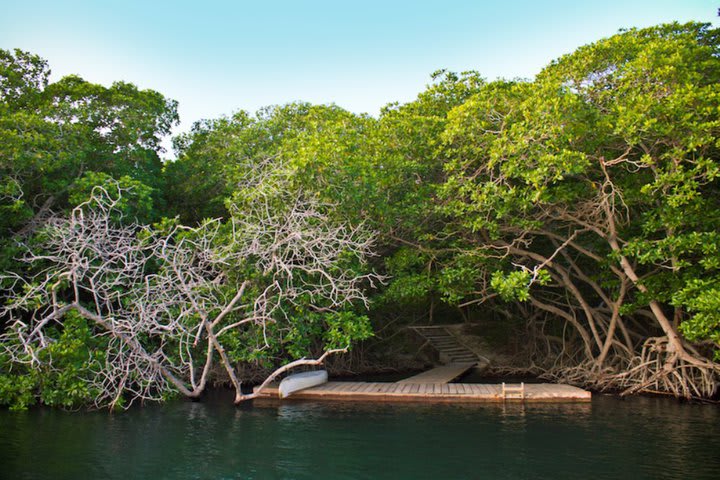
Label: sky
xmin=0 ymin=0 xmax=717 ymax=155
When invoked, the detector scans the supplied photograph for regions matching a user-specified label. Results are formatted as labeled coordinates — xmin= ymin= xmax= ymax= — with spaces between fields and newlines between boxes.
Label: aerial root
xmin=504 ymin=334 xmax=719 ymax=400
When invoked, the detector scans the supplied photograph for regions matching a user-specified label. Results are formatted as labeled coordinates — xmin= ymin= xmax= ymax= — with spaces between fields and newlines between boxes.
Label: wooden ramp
xmin=397 ymin=363 xmax=475 ymax=384
xmin=254 ymin=382 xmax=591 ymax=403
xmin=411 ymin=326 xmax=480 ymax=363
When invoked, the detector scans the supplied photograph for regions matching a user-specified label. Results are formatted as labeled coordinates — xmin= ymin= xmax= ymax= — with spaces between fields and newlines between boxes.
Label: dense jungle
xmin=1 ymin=22 xmax=719 ymax=410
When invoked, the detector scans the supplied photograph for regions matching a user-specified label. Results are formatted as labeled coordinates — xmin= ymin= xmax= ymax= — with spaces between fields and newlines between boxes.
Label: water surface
xmin=0 ymin=391 xmax=718 ymax=479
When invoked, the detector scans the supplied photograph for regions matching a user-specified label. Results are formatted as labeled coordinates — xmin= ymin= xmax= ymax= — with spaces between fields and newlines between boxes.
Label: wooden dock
xmin=254 ymin=381 xmax=591 ymax=403
xmin=255 ymin=364 xmax=590 ymax=403
xmin=397 ymin=362 xmax=476 ymax=384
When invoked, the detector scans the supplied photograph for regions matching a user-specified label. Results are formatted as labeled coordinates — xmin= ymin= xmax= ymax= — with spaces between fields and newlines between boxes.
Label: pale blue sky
xmin=0 ymin=0 xmax=717 ymax=153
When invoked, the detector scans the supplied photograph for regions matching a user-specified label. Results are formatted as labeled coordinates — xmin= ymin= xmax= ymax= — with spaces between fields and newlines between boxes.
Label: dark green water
xmin=0 ymin=391 xmax=718 ymax=480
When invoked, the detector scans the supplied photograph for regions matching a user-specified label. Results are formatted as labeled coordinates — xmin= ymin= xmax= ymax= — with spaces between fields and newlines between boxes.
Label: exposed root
xmin=524 ymin=336 xmax=720 ymax=400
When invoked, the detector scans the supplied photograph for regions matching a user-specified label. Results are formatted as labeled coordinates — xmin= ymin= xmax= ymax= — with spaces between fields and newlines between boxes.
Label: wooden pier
xmin=255 ymin=381 xmax=590 ymax=403
xmin=254 ymin=365 xmax=591 ymax=403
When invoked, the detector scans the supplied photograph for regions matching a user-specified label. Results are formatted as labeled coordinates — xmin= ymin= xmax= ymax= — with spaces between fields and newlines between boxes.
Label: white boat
xmin=278 ymin=370 xmax=329 ymax=398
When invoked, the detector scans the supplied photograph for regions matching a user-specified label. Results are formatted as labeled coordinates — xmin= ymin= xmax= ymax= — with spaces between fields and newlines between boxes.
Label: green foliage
xmin=674 ymin=278 xmax=720 ymax=356
xmin=437 ymin=22 xmax=720 ymax=351
xmin=490 ymin=270 xmax=550 ymax=302
xmin=381 ymin=248 xmax=432 ymax=304
xmin=0 ymin=178 xmax=30 ymax=235
xmin=323 ymin=311 xmax=373 ymax=348
xmin=69 ymin=172 xmax=155 ymax=223
xmin=0 ymin=48 xmax=178 ymax=237
xmin=0 ymin=48 xmax=48 ymax=107
xmin=0 ymin=312 xmax=105 ymax=410
xmin=436 ymin=256 xmax=482 ymax=305
xmin=0 ymin=367 xmax=37 ymax=411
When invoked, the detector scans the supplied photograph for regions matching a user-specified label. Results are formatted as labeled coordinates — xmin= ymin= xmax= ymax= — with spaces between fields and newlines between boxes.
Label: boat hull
xmin=278 ymin=370 xmax=329 ymax=398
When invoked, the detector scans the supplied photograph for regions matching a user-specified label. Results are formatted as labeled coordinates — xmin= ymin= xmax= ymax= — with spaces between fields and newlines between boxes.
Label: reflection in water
xmin=0 ymin=394 xmax=718 ymax=479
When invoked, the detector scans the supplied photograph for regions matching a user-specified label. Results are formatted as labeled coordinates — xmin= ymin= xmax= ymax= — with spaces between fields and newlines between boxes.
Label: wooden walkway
xmin=397 ymin=363 xmax=475 ymax=384
xmin=254 ymin=381 xmax=591 ymax=403
xmin=411 ymin=326 xmax=481 ymax=364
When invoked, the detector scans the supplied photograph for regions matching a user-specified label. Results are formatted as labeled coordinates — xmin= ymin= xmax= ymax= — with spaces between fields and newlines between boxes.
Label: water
xmin=0 ymin=391 xmax=718 ymax=480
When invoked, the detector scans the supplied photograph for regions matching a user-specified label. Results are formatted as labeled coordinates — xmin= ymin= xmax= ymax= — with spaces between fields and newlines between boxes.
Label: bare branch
xmin=1 ymin=180 xmax=380 ymax=409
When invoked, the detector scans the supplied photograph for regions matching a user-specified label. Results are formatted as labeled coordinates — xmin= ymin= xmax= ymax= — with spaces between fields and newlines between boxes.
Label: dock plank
xmin=321 ymin=382 xmax=344 ymax=392
xmin=378 ymin=383 xmax=394 ymax=393
xmin=358 ymin=383 xmax=376 ymax=393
